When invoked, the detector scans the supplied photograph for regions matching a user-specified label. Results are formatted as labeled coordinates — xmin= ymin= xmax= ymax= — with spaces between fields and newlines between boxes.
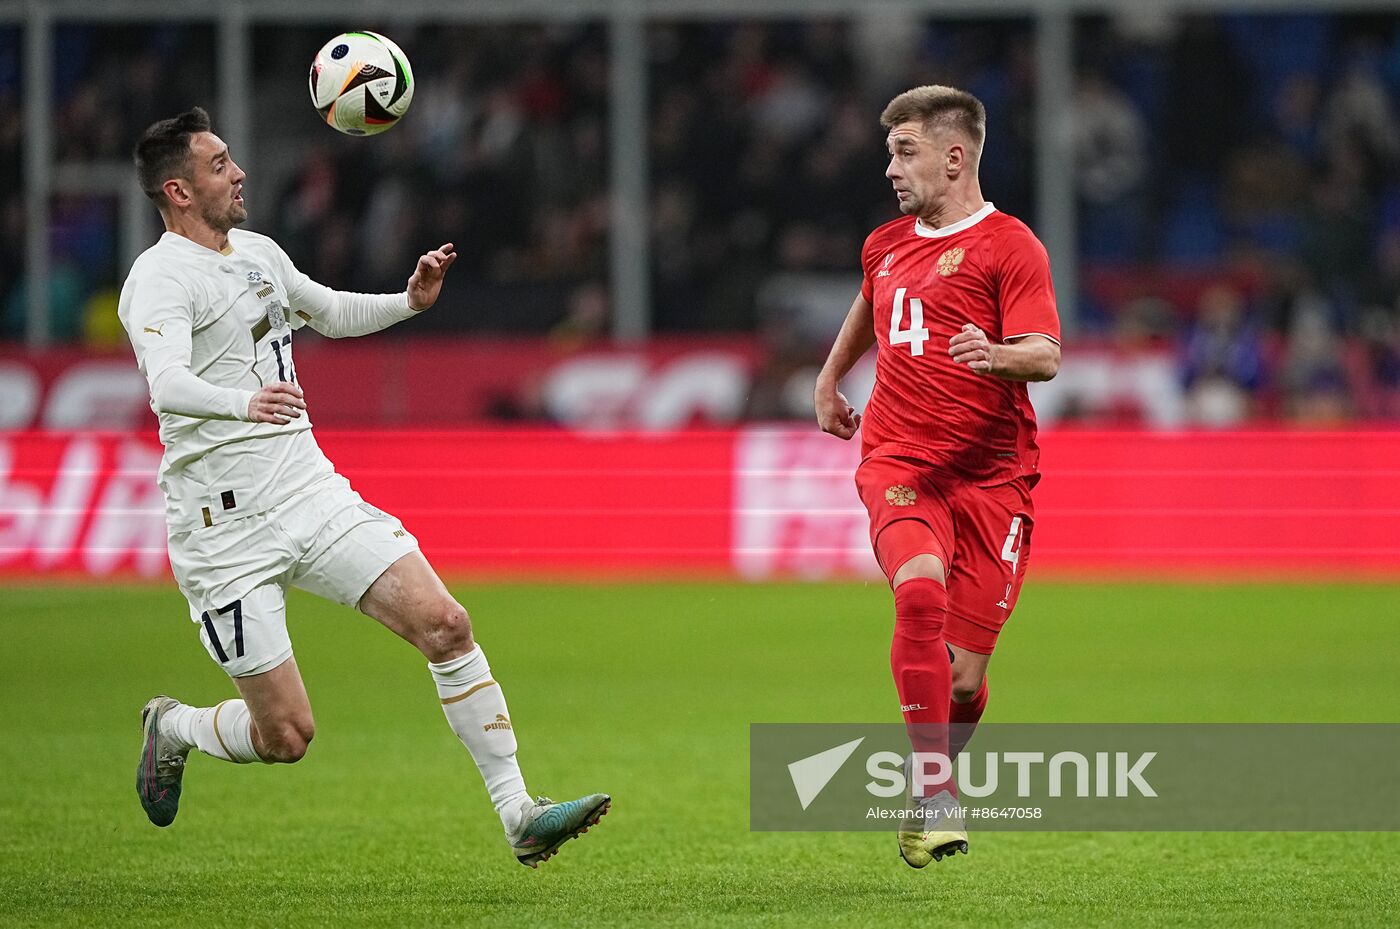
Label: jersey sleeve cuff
xmin=1002 ymin=332 xmax=1060 ymax=345
xmin=228 ymin=388 xmax=257 ymax=421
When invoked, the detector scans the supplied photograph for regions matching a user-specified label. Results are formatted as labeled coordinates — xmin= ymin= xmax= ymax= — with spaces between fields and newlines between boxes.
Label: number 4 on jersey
xmin=890 ymin=287 xmax=929 ymax=356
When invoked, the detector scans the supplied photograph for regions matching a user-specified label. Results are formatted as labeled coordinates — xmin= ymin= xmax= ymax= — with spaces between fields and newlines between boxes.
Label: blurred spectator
xmin=1221 ymin=137 xmax=1308 ymax=255
xmin=1280 ymin=305 xmax=1351 ymax=423
xmin=1254 ymin=256 xmax=1333 ymax=337
xmin=1074 ymin=73 xmax=1148 ymax=206
xmin=1180 ymin=285 xmax=1265 ymax=426
xmin=550 ymin=281 xmax=611 ymax=348
xmin=1363 ymin=228 xmax=1400 ymax=315
xmin=1073 ymin=71 xmax=1149 ymax=261
xmin=1300 ymin=140 xmax=1376 ymax=303
xmin=1272 ymin=73 xmax=1322 ymax=159
xmin=1354 ymin=306 xmax=1400 ymax=419
xmin=1318 ymin=49 xmax=1400 ymax=184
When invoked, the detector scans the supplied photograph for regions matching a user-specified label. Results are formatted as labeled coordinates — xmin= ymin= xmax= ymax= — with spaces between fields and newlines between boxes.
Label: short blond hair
xmin=881 ymin=85 xmax=986 ymax=158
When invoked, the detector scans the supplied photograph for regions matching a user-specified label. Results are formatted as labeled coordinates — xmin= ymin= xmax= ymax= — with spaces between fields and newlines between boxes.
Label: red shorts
xmin=855 ymin=455 xmax=1034 ymax=654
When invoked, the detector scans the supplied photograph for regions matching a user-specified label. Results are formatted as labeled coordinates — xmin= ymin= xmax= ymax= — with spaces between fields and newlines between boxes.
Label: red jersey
xmin=859 ymin=203 xmax=1060 ymax=487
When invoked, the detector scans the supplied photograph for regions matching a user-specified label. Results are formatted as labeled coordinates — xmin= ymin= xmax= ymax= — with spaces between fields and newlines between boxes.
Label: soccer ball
xmin=309 ymin=31 xmax=414 ymax=136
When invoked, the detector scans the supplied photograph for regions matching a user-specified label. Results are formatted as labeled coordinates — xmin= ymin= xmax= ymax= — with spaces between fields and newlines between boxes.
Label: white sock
xmin=428 ymin=647 xmax=532 ymax=834
xmin=161 ymin=700 xmax=262 ymax=764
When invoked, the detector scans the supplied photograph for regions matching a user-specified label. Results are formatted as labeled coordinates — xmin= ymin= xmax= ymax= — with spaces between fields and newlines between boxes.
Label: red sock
xmin=890 ymin=577 xmax=954 ymax=798
xmin=949 ymin=678 xmax=988 ymax=760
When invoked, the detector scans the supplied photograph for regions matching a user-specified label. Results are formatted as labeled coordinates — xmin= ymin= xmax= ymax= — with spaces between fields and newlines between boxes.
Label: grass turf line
xmin=1 ymin=581 xmax=1398 ymax=928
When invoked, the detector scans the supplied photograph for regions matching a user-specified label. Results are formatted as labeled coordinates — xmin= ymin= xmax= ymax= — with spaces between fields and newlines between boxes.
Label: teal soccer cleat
xmin=510 ymin=793 xmax=611 ymax=868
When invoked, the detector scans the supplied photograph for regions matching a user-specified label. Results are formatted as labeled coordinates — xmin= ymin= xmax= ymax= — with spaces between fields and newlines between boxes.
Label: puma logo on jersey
xmin=876 ymin=252 xmax=894 ymax=278
xmin=483 ymin=714 xmax=513 ymax=732
xmin=937 ymin=247 xmax=966 ymax=276
xmin=256 ymin=284 xmax=274 ymax=299
xmin=142 ymin=324 xmax=165 ymax=336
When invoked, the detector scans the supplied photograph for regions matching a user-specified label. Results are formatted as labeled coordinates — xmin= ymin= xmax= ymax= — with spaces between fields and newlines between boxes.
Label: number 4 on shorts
xmin=201 ymin=600 xmax=245 ymax=663
xmin=1000 ymin=517 xmax=1024 ymax=569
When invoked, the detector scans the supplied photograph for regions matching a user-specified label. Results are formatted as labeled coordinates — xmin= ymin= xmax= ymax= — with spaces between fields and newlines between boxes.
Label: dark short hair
xmin=133 ymin=107 xmax=212 ymax=207
xmin=881 ymin=85 xmax=987 ymax=157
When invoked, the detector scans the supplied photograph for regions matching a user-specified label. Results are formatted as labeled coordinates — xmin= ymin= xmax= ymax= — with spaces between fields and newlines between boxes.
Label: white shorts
xmin=167 ymin=473 xmax=419 ymax=677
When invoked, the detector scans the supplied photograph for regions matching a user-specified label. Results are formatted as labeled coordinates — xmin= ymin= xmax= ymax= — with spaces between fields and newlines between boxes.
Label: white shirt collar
xmin=161 ymin=230 xmax=237 ymax=257
xmin=914 ymin=202 xmax=996 ymax=238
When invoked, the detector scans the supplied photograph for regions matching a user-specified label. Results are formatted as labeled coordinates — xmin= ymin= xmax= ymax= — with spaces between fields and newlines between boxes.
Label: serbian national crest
xmin=885 ymin=485 xmax=917 ymax=507
xmin=265 ymin=301 xmax=287 ymax=331
xmin=937 ymin=247 xmax=966 ymax=277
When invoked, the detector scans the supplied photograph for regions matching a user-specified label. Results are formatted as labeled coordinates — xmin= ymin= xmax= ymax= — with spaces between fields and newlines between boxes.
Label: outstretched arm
xmin=814 ymin=292 xmax=877 ymax=440
xmin=286 ymin=243 xmax=458 ymax=339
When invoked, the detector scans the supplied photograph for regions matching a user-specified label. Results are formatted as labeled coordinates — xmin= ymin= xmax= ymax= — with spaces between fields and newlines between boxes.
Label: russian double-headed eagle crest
xmin=937 ymin=247 xmax=966 ymax=276
xmin=885 ymin=485 xmax=917 ymax=506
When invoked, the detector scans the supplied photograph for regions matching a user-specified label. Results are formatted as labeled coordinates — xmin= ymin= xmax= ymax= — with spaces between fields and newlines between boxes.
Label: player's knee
xmin=891 ymin=553 xmax=946 ymax=587
xmin=259 ymin=717 xmax=315 ymax=764
xmin=419 ymin=600 xmax=474 ymax=662
xmin=951 ymin=679 xmax=983 ymax=704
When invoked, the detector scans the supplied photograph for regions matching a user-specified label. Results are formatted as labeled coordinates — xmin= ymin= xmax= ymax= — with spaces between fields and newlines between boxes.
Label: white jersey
xmin=119 ymin=228 xmax=415 ymax=533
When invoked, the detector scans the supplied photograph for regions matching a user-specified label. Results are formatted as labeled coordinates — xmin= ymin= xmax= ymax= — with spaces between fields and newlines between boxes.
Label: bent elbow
xmin=147 ymin=375 xmax=175 ymax=415
xmin=149 ymin=389 xmax=191 ymax=418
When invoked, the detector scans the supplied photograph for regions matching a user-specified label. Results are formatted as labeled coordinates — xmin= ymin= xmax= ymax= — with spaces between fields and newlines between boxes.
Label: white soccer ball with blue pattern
xmin=309 ymin=31 xmax=414 ymax=136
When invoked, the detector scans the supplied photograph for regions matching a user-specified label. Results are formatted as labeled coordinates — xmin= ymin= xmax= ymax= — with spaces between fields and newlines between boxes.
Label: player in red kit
xmin=814 ymin=85 xmax=1061 ymax=868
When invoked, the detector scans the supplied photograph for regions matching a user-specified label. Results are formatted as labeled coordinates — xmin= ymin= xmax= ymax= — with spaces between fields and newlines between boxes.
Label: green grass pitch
xmin=2 ymin=580 xmax=1399 ymax=928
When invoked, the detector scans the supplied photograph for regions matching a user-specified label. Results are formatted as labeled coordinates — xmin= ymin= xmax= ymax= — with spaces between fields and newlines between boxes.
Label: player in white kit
xmin=123 ymin=108 xmax=608 ymax=867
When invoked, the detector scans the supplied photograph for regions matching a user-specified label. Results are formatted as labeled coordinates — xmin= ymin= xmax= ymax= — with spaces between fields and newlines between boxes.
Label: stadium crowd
xmin=2 ymin=15 xmax=1399 ymax=423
